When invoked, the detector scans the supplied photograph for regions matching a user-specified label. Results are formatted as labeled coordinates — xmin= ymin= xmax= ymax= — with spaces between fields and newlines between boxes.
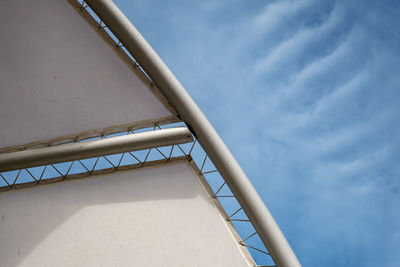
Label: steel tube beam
xmin=84 ymin=1 xmax=301 ymax=266
xmin=0 ymin=127 xmax=193 ymax=172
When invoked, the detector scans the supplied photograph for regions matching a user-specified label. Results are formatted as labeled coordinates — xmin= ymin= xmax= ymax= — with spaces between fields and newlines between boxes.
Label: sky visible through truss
xmin=112 ymin=0 xmax=400 ymax=266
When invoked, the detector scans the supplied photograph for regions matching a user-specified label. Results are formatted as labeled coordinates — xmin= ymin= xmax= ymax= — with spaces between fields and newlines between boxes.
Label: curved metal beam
xmin=84 ymin=1 xmax=301 ymax=266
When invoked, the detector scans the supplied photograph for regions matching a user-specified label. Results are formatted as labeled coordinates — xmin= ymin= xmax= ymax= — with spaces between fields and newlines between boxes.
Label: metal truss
xmin=0 ymin=126 xmax=184 ymax=191
xmin=189 ymin=137 xmax=274 ymax=266
xmin=0 ymin=121 xmax=274 ymax=266
xmin=1 ymin=1 xmax=284 ymax=266
xmin=153 ymin=124 xmax=275 ymax=266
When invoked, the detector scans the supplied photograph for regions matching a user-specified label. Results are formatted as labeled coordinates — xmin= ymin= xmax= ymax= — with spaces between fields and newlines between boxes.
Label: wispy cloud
xmin=117 ymin=0 xmax=400 ymax=266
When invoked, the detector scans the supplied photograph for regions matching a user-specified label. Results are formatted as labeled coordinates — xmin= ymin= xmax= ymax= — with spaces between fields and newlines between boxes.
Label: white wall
xmin=0 ymin=161 xmax=251 ymax=267
xmin=0 ymin=0 xmax=171 ymax=149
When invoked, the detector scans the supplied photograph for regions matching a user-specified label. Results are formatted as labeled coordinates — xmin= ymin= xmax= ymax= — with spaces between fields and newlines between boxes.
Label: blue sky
xmin=114 ymin=0 xmax=400 ymax=266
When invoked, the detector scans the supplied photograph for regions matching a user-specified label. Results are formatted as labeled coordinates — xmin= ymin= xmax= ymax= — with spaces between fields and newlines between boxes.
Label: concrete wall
xmin=0 ymin=161 xmax=251 ymax=267
xmin=0 ymin=0 xmax=171 ymax=149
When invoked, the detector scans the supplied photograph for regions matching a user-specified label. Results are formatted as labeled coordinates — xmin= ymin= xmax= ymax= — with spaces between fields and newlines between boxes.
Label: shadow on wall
xmin=0 ymin=160 xmax=239 ymax=267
